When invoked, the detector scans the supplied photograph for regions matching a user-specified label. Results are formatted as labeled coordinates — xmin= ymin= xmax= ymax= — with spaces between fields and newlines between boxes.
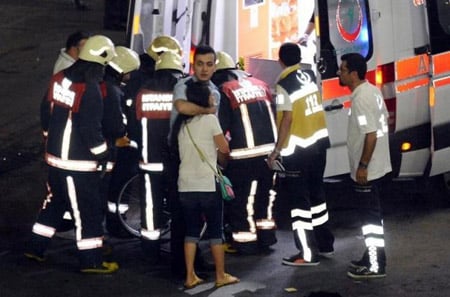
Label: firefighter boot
xmin=24 ymin=233 xmax=51 ymax=262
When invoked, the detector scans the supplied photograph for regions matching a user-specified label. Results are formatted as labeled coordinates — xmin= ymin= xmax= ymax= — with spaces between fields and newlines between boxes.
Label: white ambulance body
xmin=127 ymin=0 xmax=450 ymax=182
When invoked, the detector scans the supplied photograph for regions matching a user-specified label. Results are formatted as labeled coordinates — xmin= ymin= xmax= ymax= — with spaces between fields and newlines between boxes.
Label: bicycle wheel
xmin=117 ymin=174 xmax=142 ymax=237
xmin=117 ymin=174 xmax=172 ymax=239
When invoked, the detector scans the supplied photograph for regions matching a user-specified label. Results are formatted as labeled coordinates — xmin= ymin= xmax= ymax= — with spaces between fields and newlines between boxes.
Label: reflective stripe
xmin=281 ymin=128 xmax=329 ymax=156
xmin=256 ymin=219 xmax=276 ymax=229
xmin=32 ymin=223 xmax=56 ymax=238
xmin=365 ymin=237 xmax=385 ymax=248
xmin=311 ymin=202 xmax=327 ymax=214
xmin=139 ymin=162 xmax=164 ymax=172
xmin=229 ymin=143 xmax=275 ymax=159
xmin=46 ymin=153 xmax=113 ymax=172
xmin=362 ymin=224 xmax=384 ymax=236
xmin=247 ymin=181 xmax=257 ymax=233
xmin=292 ymin=219 xmax=313 ymax=231
xmin=239 ymin=104 xmax=255 ymax=147
xmin=141 ymin=118 xmax=149 ymax=163
xmin=144 ymin=173 xmax=155 ymax=232
xmin=107 ymin=201 xmax=129 ymax=214
xmin=311 ymin=202 xmax=329 ymax=226
xmin=291 ymin=208 xmax=312 ymax=219
xmin=312 ymin=212 xmax=329 ymax=226
xmin=266 ymin=100 xmax=278 ymax=141
xmin=77 ymin=237 xmax=103 ymax=250
xmin=43 ymin=131 xmax=48 ymax=137
xmin=61 ymin=116 xmax=72 ymax=160
xmin=66 ymin=176 xmax=82 ymax=241
xmin=90 ymin=142 xmax=108 ymax=155
xmin=141 ymin=229 xmax=161 ymax=240
xmin=293 ymin=227 xmax=313 ymax=262
xmin=232 ymin=231 xmax=257 ymax=243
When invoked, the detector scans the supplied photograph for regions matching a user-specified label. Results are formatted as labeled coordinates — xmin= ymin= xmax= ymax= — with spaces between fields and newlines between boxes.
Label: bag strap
xmin=185 ymin=123 xmax=223 ymax=179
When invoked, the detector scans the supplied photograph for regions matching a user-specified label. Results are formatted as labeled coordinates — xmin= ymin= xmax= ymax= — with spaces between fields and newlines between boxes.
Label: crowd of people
xmin=23 ymin=29 xmax=391 ymax=288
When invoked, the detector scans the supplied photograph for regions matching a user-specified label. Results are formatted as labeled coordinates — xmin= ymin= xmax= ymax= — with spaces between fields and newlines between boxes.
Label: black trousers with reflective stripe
xmin=280 ymin=144 xmax=334 ymax=254
xmin=33 ymin=166 xmax=104 ymax=267
xmin=225 ymin=156 xmax=276 ymax=246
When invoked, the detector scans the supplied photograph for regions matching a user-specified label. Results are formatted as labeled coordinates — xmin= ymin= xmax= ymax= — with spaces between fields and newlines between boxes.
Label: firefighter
xmin=124 ymin=35 xmax=183 ymax=100
xmin=106 ymin=36 xmax=184 ymax=238
xmin=103 ymin=46 xmax=141 ymax=238
xmin=211 ymin=51 xmax=278 ymax=254
xmin=267 ymin=42 xmax=335 ymax=266
xmin=127 ymin=51 xmax=185 ymax=263
xmin=25 ymin=35 xmax=119 ymax=273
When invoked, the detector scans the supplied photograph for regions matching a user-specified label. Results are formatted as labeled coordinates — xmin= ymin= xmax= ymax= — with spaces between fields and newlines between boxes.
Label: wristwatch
xmin=358 ymin=161 xmax=368 ymax=169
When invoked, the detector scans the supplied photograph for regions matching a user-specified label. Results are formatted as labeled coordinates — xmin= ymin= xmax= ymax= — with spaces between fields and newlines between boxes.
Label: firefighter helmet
xmin=146 ymin=35 xmax=182 ymax=61
xmin=155 ymin=51 xmax=184 ymax=72
xmin=109 ymin=46 xmax=140 ymax=74
xmin=78 ymin=35 xmax=116 ymax=65
xmin=216 ymin=51 xmax=236 ymax=71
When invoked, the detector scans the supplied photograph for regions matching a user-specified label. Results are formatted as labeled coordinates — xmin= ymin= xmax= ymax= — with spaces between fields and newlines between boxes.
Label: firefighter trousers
xmin=29 ymin=166 xmax=105 ymax=268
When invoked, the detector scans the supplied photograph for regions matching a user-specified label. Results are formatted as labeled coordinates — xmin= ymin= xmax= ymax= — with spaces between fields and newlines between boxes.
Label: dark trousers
xmin=30 ymin=167 xmax=104 ymax=268
xmin=352 ymin=178 xmax=386 ymax=268
xmin=281 ymin=145 xmax=334 ymax=259
xmin=225 ymin=156 xmax=277 ymax=248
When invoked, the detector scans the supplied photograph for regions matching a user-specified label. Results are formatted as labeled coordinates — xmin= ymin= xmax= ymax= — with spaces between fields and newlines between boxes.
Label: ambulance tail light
xmin=401 ymin=142 xmax=412 ymax=152
xmin=375 ymin=63 xmax=395 ymax=87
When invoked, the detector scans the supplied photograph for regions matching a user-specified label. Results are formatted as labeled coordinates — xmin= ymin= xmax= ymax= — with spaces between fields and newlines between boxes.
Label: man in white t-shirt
xmin=338 ymin=53 xmax=392 ymax=280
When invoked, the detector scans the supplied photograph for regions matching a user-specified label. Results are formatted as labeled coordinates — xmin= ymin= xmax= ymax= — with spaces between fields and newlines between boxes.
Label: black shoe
xmin=282 ymin=253 xmax=320 ymax=266
xmin=347 ymin=265 xmax=386 ymax=279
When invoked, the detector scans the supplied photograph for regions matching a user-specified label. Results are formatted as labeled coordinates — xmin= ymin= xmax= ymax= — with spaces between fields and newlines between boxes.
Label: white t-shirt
xmin=177 ymin=114 xmax=223 ymax=192
xmin=347 ymin=81 xmax=392 ymax=181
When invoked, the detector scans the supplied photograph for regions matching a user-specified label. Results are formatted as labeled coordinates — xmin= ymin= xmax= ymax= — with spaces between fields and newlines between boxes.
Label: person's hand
xmin=298 ymin=33 xmax=309 ymax=46
xmin=96 ymin=150 xmax=110 ymax=179
xmin=205 ymin=105 xmax=217 ymax=114
xmin=115 ymin=135 xmax=130 ymax=147
xmin=266 ymin=150 xmax=280 ymax=169
xmin=356 ymin=167 xmax=368 ymax=185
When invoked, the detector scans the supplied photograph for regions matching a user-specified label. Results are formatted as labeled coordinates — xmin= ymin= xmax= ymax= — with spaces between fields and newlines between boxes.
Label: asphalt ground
xmin=1 ymin=1 xmax=450 ymax=297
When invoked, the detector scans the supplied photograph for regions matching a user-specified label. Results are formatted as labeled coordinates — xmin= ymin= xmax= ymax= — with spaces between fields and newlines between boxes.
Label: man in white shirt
xmin=338 ymin=52 xmax=392 ymax=280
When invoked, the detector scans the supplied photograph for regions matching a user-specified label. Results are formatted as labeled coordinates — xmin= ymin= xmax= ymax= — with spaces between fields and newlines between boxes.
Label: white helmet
xmin=216 ymin=51 xmax=236 ymax=71
xmin=109 ymin=46 xmax=140 ymax=74
xmin=146 ymin=35 xmax=182 ymax=61
xmin=78 ymin=35 xmax=116 ymax=65
xmin=155 ymin=51 xmax=184 ymax=72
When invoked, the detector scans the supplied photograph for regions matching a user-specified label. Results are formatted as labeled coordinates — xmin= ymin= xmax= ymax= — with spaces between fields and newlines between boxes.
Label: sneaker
xmin=24 ymin=252 xmax=46 ymax=262
xmin=282 ymin=253 xmax=320 ymax=266
xmin=318 ymin=248 xmax=335 ymax=258
xmin=80 ymin=261 xmax=119 ymax=274
xmin=347 ymin=266 xmax=386 ymax=280
xmin=349 ymin=258 xmax=368 ymax=269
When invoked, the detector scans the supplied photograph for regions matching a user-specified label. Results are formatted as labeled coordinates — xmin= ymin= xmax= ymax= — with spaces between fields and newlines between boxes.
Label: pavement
xmin=1 ymin=1 xmax=450 ymax=297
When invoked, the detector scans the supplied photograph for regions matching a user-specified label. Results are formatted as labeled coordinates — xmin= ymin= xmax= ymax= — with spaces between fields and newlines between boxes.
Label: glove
xmin=115 ymin=135 xmax=131 ymax=148
xmin=96 ymin=150 xmax=110 ymax=179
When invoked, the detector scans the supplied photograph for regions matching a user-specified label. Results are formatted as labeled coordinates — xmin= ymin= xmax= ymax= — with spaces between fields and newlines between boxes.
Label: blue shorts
xmin=179 ymin=191 xmax=224 ymax=245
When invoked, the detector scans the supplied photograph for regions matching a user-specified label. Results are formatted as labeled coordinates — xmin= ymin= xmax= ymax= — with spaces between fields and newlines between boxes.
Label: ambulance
xmin=126 ymin=0 xmax=450 ymax=190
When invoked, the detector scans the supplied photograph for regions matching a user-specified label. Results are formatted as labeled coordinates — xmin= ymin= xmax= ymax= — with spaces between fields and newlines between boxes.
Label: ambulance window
xmin=426 ymin=0 xmax=450 ymax=54
xmin=436 ymin=0 xmax=450 ymax=35
xmin=317 ymin=0 xmax=373 ymax=79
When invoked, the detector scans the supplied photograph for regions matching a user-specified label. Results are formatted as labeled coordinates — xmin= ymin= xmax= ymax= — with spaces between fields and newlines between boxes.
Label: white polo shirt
xmin=347 ymin=81 xmax=392 ymax=181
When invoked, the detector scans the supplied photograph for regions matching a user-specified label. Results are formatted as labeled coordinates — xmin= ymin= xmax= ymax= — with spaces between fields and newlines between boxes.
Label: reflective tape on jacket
xmin=229 ymin=143 xmax=275 ymax=159
xmin=45 ymin=153 xmax=113 ymax=172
